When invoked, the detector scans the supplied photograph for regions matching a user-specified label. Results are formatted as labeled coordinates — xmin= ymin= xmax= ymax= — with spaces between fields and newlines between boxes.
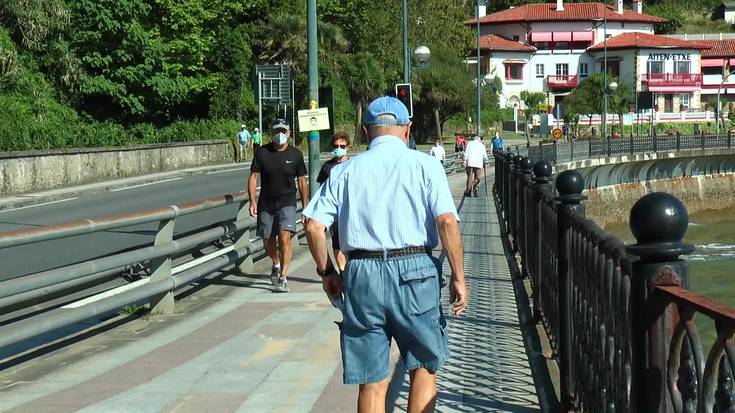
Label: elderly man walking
xmin=463 ymin=135 xmax=488 ymax=197
xmin=303 ymin=96 xmax=468 ymax=413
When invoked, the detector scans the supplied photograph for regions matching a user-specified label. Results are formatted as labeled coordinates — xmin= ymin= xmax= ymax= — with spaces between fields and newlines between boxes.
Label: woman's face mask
xmin=274 ymin=132 xmax=288 ymax=145
xmin=331 ymin=147 xmax=347 ymax=158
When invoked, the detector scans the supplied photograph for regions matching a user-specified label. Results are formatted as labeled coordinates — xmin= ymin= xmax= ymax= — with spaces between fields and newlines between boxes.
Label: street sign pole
xmin=307 ymin=0 xmax=320 ymax=198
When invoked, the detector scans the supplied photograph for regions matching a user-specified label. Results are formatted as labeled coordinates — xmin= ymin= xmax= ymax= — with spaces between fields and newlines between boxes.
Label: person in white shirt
xmin=429 ymin=139 xmax=446 ymax=163
xmin=463 ymin=135 xmax=488 ymax=197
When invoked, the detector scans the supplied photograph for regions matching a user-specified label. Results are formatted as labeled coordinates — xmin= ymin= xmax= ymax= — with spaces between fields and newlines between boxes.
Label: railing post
xmin=531 ymin=161 xmax=553 ymax=322
xmin=728 ymin=130 xmax=732 ymax=148
xmin=511 ymin=154 xmax=524 ymax=251
xmin=555 ymin=170 xmax=587 ymax=411
xmin=553 ymin=140 xmax=558 ymax=164
xmin=519 ymin=157 xmax=534 ymax=278
xmin=653 ymin=132 xmax=658 ymax=153
xmin=588 ymin=137 xmax=592 ymax=157
xmin=626 ymin=193 xmax=695 ymax=413
xmin=149 ymin=211 xmax=177 ymax=314
xmin=676 ymin=132 xmax=681 ymax=151
xmin=503 ymin=152 xmax=514 ymax=229
xmin=234 ymin=200 xmax=254 ymax=273
xmin=570 ymin=138 xmax=575 ymax=161
xmin=630 ymin=134 xmax=634 ymax=156
xmin=606 ymin=136 xmax=612 ymax=158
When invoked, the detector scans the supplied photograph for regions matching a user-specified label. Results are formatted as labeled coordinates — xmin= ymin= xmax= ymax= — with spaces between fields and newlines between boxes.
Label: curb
xmin=0 ymin=162 xmax=247 ymax=212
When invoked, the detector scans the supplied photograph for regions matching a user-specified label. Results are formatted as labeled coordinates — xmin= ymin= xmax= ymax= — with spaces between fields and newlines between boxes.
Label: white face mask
xmin=274 ymin=132 xmax=288 ymax=145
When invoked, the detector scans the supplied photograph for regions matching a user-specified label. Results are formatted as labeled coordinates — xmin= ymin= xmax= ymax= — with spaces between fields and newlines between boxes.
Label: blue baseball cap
xmin=363 ymin=96 xmax=410 ymax=126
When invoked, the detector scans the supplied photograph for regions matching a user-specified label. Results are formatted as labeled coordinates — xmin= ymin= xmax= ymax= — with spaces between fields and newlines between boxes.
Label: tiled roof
xmin=699 ymin=40 xmax=735 ymax=57
xmin=587 ymin=32 xmax=711 ymax=51
xmin=465 ymin=2 xmax=666 ymax=25
xmin=477 ymin=34 xmax=537 ymax=52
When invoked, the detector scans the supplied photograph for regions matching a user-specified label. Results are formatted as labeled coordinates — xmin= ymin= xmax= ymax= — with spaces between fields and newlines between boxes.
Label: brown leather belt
xmin=347 ymin=246 xmax=431 ymax=260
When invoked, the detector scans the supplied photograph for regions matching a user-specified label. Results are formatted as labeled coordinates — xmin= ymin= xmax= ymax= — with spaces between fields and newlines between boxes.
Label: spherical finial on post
xmin=533 ymin=161 xmax=554 ymax=182
xmin=627 ymin=192 xmax=695 ymax=261
xmin=520 ymin=157 xmax=533 ymax=173
xmin=556 ymin=170 xmax=585 ymax=196
xmin=514 ymin=154 xmax=523 ymax=165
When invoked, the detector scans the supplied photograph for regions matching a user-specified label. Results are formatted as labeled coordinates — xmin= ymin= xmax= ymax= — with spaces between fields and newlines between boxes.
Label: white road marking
xmin=206 ymin=168 xmax=247 ymax=175
xmin=110 ymin=177 xmax=182 ymax=192
xmin=0 ymin=197 xmax=78 ymax=214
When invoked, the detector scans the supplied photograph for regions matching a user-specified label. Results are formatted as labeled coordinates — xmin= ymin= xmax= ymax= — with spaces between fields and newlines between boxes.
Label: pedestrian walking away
xmin=463 ymin=135 xmax=488 ymax=197
xmin=429 ymin=138 xmax=446 ymax=164
xmin=247 ymin=118 xmax=309 ymax=292
xmin=252 ymin=127 xmax=262 ymax=150
xmin=303 ymin=96 xmax=468 ymax=413
xmin=316 ymin=131 xmax=352 ymax=272
xmin=237 ymin=125 xmax=251 ymax=162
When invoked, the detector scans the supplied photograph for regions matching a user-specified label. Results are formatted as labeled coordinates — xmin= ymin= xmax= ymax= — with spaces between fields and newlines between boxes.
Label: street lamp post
xmin=602 ymin=0 xmax=608 ymax=139
xmin=476 ymin=0 xmax=487 ymax=136
xmin=307 ymin=0 xmax=320 ymax=197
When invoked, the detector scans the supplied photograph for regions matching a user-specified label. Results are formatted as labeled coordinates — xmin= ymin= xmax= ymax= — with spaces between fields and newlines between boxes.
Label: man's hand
xmin=449 ymin=278 xmax=468 ymax=316
xmin=322 ymin=274 xmax=343 ymax=301
xmin=249 ymin=203 xmax=257 ymax=217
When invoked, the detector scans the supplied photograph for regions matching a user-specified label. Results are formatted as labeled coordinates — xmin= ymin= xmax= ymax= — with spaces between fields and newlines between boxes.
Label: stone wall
xmin=0 ymin=141 xmax=230 ymax=196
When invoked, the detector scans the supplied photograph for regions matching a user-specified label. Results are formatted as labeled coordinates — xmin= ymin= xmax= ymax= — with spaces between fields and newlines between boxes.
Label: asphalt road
xmin=0 ymin=167 xmax=255 ymax=280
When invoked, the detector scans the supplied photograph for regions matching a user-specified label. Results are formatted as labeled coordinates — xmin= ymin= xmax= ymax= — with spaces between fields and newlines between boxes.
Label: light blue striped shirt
xmin=303 ymin=135 xmax=459 ymax=252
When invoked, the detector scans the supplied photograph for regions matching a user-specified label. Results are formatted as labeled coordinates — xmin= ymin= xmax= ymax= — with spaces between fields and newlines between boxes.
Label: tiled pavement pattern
xmin=0 ymin=173 xmax=542 ymax=412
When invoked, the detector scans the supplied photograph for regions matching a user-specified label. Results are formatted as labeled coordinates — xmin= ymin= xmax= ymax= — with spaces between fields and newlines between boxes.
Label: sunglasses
xmin=333 ymin=144 xmax=347 ymax=149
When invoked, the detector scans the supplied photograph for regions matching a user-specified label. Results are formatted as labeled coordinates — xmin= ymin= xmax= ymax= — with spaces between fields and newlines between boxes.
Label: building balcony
xmin=642 ymin=73 xmax=703 ymax=92
xmin=546 ymin=74 xmax=578 ymax=88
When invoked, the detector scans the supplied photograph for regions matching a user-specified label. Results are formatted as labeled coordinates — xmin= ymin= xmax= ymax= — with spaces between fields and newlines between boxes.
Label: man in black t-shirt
xmin=248 ymin=119 xmax=308 ymax=292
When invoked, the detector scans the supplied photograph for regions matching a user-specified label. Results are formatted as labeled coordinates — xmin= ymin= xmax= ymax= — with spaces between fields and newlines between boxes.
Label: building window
xmin=703 ymin=66 xmax=722 ymax=75
xmin=579 ymin=63 xmax=589 ymax=78
xmin=680 ymin=94 xmax=690 ymax=110
xmin=513 ymin=35 xmax=520 ymax=41
xmin=536 ymin=64 xmax=545 ymax=78
xmin=556 ymin=63 xmax=569 ymax=76
xmin=599 ymin=61 xmax=620 ymax=77
xmin=506 ymin=63 xmax=523 ymax=80
xmin=674 ymin=61 xmax=691 ymax=73
xmin=648 ymin=61 xmax=664 ymax=74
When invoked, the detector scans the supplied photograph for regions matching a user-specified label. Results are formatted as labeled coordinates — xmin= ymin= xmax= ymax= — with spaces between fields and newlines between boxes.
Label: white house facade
xmin=466 ymin=0 xmax=720 ymax=112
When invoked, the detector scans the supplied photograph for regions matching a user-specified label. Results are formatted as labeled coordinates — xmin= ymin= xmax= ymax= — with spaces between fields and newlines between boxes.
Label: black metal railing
xmin=507 ymin=132 xmax=734 ymax=165
xmin=494 ymin=151 xmax=735 ymax=412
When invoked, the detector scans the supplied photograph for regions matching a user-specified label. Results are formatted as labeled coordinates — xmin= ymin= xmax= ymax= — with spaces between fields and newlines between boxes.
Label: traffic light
xmin=395 ymin=83 xmax=413 ymax=118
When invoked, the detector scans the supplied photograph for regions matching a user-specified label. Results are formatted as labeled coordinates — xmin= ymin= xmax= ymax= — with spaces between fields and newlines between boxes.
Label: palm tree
xmin=341 ymin=52 xmax=385 ymax=145
xmin=521 ymin=91 xmax=546 ymax=146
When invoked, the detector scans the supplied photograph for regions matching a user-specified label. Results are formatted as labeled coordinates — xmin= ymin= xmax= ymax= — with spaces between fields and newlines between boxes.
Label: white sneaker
xmin=276 ymin=276 xmax=289 ymax=293
xmin=270 ymin=266 xmax=280 ymax=287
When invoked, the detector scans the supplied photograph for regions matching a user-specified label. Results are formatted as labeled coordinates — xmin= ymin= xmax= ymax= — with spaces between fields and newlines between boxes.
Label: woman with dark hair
xmin=316 ymin=131 xmax=351 ymax=271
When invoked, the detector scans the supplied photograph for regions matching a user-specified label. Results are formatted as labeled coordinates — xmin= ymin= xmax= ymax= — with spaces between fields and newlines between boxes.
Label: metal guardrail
xmin=0 ymin=153 xmax=468 ymax=358
xmin=495 ymin=152 xmax=735 ymax=412
xmin=507 ymin=132 xmax=734 ymax=165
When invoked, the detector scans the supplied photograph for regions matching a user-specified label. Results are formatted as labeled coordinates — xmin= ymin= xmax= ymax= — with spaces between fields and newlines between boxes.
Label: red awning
xmin=702 ymin=58 xmax=725 ymax=67
xmin=553 ymin=32 xmax=572 ymax=42
xmin=731 ymin=58 xmax=735 ymax=65
xmin=572 ymin=31 xmax=594 ymax=41
xmin=530 ymin=32 xmax=552 ymax=42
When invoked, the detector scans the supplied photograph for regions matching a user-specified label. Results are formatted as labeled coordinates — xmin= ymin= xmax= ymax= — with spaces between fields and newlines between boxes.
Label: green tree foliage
xmin=340 ymin=52 xmax=386 ymax=145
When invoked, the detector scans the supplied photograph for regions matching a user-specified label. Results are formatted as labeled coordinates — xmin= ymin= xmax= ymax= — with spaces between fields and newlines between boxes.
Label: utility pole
xmin=403 ymin=0 xmax=410 ymax=83
xmin=307 ymin=0 xmax=320 ymax=197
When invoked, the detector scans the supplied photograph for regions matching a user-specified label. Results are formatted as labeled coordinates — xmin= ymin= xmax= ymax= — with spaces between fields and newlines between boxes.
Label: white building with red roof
xmin=466 ymin=0 xmax=715 ymax=113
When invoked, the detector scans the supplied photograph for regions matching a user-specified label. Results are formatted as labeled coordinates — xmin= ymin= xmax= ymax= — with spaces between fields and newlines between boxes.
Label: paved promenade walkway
xmin=0 ymin=174 xmax=544 ymax=412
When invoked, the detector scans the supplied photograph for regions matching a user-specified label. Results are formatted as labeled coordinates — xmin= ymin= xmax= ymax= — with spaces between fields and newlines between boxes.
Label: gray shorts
xmin=257 ymin=205 xmax=297 ymax=238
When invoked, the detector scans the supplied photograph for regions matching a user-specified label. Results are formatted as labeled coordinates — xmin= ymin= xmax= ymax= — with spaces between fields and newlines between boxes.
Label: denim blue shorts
xmin=339 ymin=253 xmax=449 ymax=384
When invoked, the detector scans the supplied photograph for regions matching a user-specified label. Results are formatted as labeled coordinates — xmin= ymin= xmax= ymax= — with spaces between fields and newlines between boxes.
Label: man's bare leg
xmin=407 ymin=368 xmax=437 ymax=413
xmin=264 ymin=237 xmax=279 ymax=266
xmin=278 ymin=230 xmax=292 ymax=278
xmin=358 ymin=379 xmax=389 ymax=413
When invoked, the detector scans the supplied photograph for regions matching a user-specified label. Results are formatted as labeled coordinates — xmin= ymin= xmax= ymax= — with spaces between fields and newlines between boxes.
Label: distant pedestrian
xmin=252 ymin=128 xmax=262 ymax=150
xmin=454 ymin=134 xmax=467 ymax=153
xmin=237 ymin=125 xmax=251 ymax=162
xmin=303 ymin=96 xmax=467 ymax=413
xmin=315 ymin=131 xmax=351 ymax=272
xmin=491 ymin=131 xmax=504 ymax=154
xmin=429 ymin=138 xmax=446 ymax=163
xmin=463 ymin=135 xmax=488 ymax=197
xmin=248 ymin=119 xmax=309 ymax=292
